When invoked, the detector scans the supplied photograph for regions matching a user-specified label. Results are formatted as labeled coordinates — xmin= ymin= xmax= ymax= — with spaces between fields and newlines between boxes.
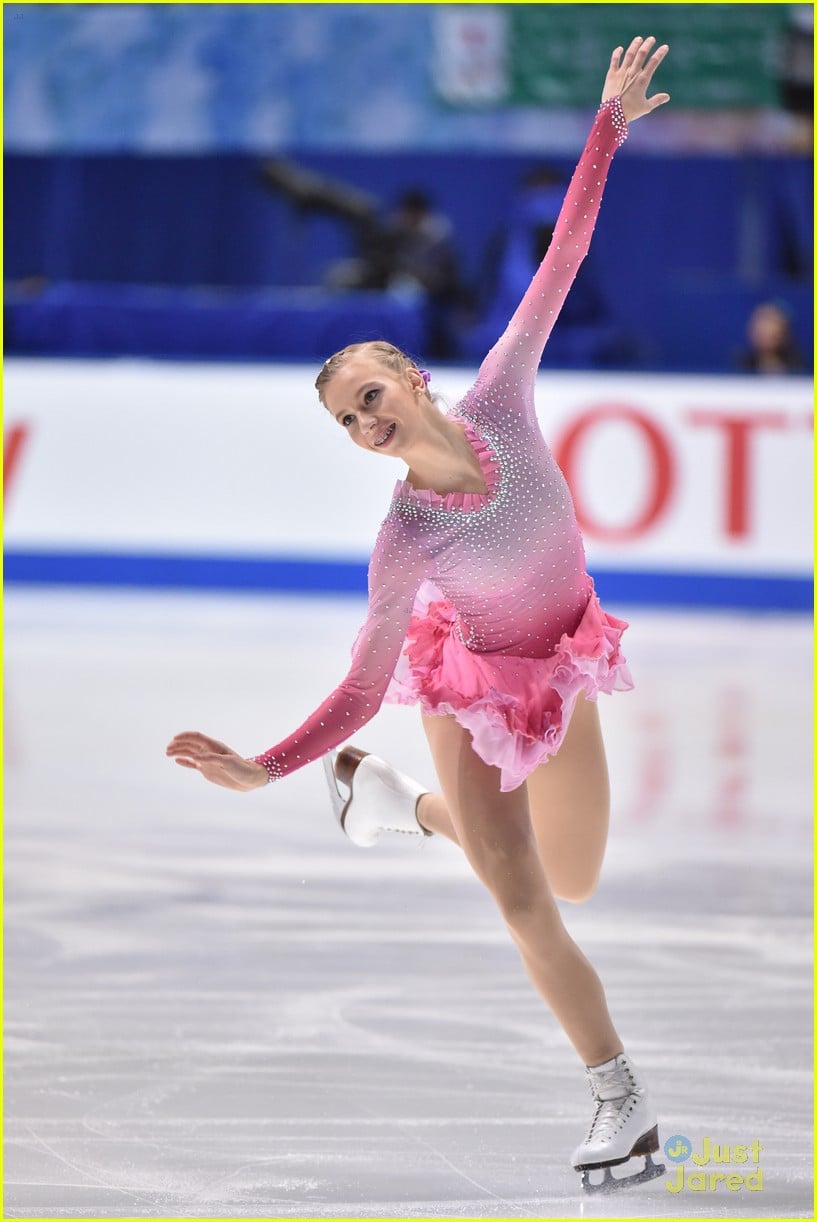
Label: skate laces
xmin=585 ymin=1095 xmax=632 ymax=1142
xmin=588 ymin=1061 xmax=638 ymax=1102
xmin=584 ymin=1060 xmax=642 ymax=1141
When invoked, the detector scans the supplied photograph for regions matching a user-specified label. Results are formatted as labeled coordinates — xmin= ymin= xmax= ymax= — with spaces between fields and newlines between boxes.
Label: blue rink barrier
xmin=4 ymin=283 xmax=428 ymax=362
xmin=4 ymin=550 xmax=811 ymax=612
xmin=6 ymin=150 xmax=813 ymax=371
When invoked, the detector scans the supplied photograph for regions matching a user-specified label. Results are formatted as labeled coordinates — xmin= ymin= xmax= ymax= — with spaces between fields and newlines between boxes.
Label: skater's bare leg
xmin=421 ymin=711 xmax=622 ymax=1067
xmin=417 ymin=695 xmax=610 ymax=903
xmin=415 ymin=791 xmax=461 ymax=844
xmin=526 ymin=695 xmax=610 ymax=902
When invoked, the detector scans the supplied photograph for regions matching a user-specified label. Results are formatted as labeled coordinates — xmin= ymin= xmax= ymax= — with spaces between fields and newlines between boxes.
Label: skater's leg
xmin=421 ymin=711 xmax=622 ymax=1068
xmin=526 ymin=695 xmax=610 ymax=903
xmin=415 ymin=790 xmax=461 ymax=844
xmin=417 ymin=696 xmax=610 ymax=902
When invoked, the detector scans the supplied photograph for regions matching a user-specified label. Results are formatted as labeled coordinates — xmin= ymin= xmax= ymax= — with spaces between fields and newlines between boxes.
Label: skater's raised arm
xmin=475 ymin=36 xmax=669 ymax=413
xmin=166 ymin=516 xmax=427 ymax=789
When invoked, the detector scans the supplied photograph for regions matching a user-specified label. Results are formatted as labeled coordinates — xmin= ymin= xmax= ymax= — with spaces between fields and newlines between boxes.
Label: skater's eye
xmin=340 ymin=413 xmax=355 ymax=428
xmin=363 ymin=388 xmax=379 ymax=405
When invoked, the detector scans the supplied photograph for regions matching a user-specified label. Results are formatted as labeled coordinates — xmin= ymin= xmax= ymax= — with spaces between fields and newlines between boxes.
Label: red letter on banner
xmin=3 ymin=423 xmax=30 ymax=506
xmin=554 ymin=405 xmax=675 ymax=542
xmin=686 ymin=412 xmax=788 ymax=538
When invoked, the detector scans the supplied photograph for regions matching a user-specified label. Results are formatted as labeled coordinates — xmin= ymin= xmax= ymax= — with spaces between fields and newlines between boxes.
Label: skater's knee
xmin=488 ymin=851 xmax=556 ymax=928
xmin=553 ymin=869 xmax=601 ymax=905
xmin=470 ymin=835 xmax=547 ymax=925
xmin=494 ymin=880 xmax=545 ymax=926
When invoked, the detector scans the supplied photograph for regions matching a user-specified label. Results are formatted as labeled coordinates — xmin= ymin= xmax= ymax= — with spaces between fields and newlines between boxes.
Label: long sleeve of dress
xmin=473 ymin=96 xmax=628 ymax=418
xmin=251 ymin=517 xmax=427 ymax=781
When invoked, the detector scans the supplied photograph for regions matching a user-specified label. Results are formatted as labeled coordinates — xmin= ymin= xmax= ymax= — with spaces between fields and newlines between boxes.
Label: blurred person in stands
xmin=738 ymin=300 xmax=805 ymax=374
xmin=170 ymin=37 xmax=671 ymax=1194
xmin=261 ymin=162 xmax=461 ymax=357
xmin=461 ymin=165 xmax=629 ymax=368
xmin=330 ymin=189 xmax=461 ymax=360
xmin=328 ymin=189 xmax=459 ymax=299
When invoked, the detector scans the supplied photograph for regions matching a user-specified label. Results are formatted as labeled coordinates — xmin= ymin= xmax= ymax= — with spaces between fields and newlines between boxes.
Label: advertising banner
xmin=5 ymin=360 xmax=811 ymax=608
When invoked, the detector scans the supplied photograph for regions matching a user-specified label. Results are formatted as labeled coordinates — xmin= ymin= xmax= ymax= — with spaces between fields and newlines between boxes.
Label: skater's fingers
xmin=633 ymin=34 xmax=656 ymax=68
xmin=167 ymin=732 xmax=233 ymax=755
xmin=639 ymin=41 xmax=669 ymax=83
xmin=173 ymin=756 xmax=200 ymax=770
xmin=645 ymin=91 xmax=671 ymax=112
xmin=620 ymin=35 xmax=644 ymax=71
xmin=168 ymin=730 xmax=217 ymax=747
xmin=166 ymin=739 xmax=205 ymax=757
xmin=166 ymin=731 xmax=206 ymax=751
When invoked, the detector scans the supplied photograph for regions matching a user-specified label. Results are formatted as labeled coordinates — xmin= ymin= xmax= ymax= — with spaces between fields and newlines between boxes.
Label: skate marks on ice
xmin=5 ymin=887 xmax=808 ymax=1218
xmin=4 ymin=591 xmax=812 ymax=1218
xmin=1 ymin=862 xmax=679 ymax=1219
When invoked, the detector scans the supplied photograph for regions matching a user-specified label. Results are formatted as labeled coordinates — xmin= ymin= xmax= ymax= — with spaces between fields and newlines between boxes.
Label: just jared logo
xmin=664 ymin=1134 xmax=763 ymax=1193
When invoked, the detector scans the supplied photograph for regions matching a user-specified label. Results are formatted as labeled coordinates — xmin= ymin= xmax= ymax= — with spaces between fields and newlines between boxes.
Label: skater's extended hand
xmin=602 ymin=35 xmax=670 ymax=123
xmin=166 ymin=731 xmax=268 ymax=791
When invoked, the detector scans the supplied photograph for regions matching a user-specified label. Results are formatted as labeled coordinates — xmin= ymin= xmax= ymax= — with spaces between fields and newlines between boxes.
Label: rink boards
xmin=4 ymin=360 xmax=812 ymax=609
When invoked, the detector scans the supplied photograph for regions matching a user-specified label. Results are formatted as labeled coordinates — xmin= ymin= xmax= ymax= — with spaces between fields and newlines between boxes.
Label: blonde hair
xmin=315 ymin=340 xmax=420 ymax=404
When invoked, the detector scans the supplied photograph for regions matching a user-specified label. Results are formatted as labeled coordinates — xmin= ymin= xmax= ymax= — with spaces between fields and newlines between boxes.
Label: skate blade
xmin=580 ymin=1153 xmax=666 ymax=1194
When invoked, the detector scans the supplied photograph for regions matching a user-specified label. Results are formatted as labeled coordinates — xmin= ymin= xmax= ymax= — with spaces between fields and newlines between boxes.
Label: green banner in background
xmin=509 ymin=4 xmax=789 ymax=109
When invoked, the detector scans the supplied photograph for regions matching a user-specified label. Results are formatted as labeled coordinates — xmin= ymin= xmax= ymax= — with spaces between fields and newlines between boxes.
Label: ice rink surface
xmin=4 ymin=588 xmax=813 ymax=1219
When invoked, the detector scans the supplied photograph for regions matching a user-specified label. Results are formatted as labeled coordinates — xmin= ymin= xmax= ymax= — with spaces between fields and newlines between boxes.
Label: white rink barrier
xmin=4 ymin=360 xmax=812 ymax=609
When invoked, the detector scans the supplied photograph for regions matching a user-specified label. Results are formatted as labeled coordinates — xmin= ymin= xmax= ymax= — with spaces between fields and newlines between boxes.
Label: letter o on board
xmin=554 ymin=404 xmax=676 ymax=542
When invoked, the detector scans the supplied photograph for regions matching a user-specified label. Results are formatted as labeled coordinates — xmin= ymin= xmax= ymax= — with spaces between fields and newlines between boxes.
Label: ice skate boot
xmin=571 ymin=1052 xmax=665 ymax=1193
xmin=323 ymin=747 xmax=432 ymax=848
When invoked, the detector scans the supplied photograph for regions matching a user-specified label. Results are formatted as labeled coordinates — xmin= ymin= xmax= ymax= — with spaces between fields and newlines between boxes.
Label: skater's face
xmin=322 ymin=353 xmax=427 ymax=457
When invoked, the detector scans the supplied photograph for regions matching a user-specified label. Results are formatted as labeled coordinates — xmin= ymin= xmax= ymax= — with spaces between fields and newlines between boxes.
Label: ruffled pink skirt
xmin=385 ymin=584 xmax=633 ymax=792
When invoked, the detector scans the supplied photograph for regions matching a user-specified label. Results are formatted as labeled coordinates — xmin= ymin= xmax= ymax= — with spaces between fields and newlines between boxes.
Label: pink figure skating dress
xmin=253 ymin=97 xmax=633 ymax=792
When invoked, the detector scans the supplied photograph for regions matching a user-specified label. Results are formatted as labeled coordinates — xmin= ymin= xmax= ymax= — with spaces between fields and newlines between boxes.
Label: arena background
xmin=4 ymin=4 xmax=813 ymax=1219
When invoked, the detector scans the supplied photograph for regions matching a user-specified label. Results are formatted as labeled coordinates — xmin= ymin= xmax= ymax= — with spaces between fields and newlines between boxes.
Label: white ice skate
xmin=571 ymin=1052 xmax=665 ymax=1193
xmin=323 ymin=747 xmax=431 ymax=848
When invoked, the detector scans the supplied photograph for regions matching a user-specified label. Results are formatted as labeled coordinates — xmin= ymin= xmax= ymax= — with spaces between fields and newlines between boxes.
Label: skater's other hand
xmin=166 ymin=731 xmax=268 ymax=791
xmin=602 ymin=36 xmax=670 ymax=123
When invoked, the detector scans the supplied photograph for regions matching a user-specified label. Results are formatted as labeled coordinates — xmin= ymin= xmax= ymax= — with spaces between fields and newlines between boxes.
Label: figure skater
xmin=167 ymin=36 xmax=671 ymax=1193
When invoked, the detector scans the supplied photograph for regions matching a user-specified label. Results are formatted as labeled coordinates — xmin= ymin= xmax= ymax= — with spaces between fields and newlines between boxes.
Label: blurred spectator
xmin=737 ymin=301 xmax=805 ymax=374
xmin=382 ymin=190 xmax=460 ymax=302
xmin=260 ymin=161 xmax=461 ymax=356
xmin=502 ymin=167 xmax=607 ymax=325
xmin=461 ymin=166 xmax=630 ymax=367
